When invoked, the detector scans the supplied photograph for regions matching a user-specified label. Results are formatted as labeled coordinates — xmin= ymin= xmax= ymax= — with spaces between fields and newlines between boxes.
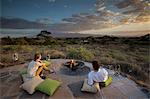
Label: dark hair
xmin=34 ymin=53 xmax=41 ymax=61
xmin=92 ymin=61 xmax=100 ymax=71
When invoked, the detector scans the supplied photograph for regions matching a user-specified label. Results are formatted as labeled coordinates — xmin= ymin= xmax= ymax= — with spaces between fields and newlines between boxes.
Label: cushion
xmin=42 ymin=60 xmax=51 ymax=67
xmin=22 ymin=74 xmax=32 ymax=82
xmin=20 ymin=77 xmax=44 ymax=94
xmin=20 ymin=68 xmax=27 ymax=75
xmin=35 ymin=78 xmax=61 ymax=96
xmin=99 ymin=76 xmax=112 ymax=87
xmin=81 ymin=79 xmax=100 ymax=93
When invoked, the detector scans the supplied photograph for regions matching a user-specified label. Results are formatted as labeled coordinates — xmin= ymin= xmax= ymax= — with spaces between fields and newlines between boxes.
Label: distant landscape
xmin=0 ymin=31 xmax=149 ymax=89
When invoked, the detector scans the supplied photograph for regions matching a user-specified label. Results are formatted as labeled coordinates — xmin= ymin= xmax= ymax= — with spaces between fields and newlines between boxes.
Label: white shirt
xmin=27 ymin=60 xmax=42 ymax=77
xmin=88 ymin=68 xmax=108 ymax=85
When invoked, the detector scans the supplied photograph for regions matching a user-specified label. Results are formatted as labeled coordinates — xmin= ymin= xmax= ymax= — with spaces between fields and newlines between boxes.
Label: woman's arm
xmin=42 ymin=63 xmax=49 ymax=71
xmin=37 ymin=61 xmax=49 ymax=70
xmin=87 ymin=72 xmax=94 ymax=85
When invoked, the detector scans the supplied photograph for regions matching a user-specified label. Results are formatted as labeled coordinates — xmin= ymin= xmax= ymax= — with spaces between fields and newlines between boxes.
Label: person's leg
xmin=42 ymin=64 xmax=49 ymax=71
xmin=36 ymin=66 xmax=46 ymax=79
xmin=37 ymin=66 xmax=47 ymax=79
xmin=36 ymin=66 xmax=44 ymax=77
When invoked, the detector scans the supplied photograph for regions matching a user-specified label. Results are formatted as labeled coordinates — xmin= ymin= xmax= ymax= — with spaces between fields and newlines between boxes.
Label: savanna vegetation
xmin=0 ymin=33 xmax=149 ymax=89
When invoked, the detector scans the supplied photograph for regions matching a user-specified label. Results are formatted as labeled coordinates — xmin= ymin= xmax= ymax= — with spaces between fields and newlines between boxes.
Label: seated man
xmin=27 ymin=53 xmax=51 ymax=79
xmin=88 ymin=61 xmax=108 ymax=86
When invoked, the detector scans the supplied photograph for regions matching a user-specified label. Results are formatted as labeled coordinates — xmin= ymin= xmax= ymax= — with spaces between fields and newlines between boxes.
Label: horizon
xmin=0 ymin=28 xmax=149 ymax=38
xmin=0 ymin=0 xmax=150 ymax=37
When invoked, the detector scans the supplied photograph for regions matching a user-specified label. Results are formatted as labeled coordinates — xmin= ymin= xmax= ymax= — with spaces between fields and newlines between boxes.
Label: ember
xmin=64 ymin=60 xmax=84 ymax=71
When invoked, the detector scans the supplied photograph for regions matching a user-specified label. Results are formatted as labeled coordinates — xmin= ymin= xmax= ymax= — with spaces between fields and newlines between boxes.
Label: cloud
xmin=0 ymin=17 xmax=48 ymax=29
xmin=55 ymin=0 xmax=122 ymax=32
xmin=53 ymin=13 xmax=116 ymax=32
xmin=115 ymin=0 xmax=150 ymax=23
xmin=48 ymin=0 xmax=55 ymax=3
xmin=79 ymin=22 xmax=150 ymax=36
xmin=64 ymin=5 xmax=69 ymax=8
xmin=2 ymin=0 xmax=149 ymax=33
xmin=50 ymin=0 xmax=150 ymax=33
xmin=35 ymin=17 xmax=51 ymax=24
xmin=77 ymin=0 xmax=150 ymax=35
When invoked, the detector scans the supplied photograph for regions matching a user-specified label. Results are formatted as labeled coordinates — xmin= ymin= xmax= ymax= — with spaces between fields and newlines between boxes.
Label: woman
xmin=27 ymin=53 xmax=50 ymax=79
xmin=88 ymin=61 xmax=108 ymax=85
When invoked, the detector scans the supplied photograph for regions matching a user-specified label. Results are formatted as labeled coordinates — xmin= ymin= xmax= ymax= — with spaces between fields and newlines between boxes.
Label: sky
xmin=1 ymin=0 xmax=150 ymax=36
xmin=1 ymin=0 xmax=96 ymax=23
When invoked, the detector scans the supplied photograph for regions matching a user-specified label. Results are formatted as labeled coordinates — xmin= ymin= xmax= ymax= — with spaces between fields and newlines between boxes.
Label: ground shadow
xmin=68 ymin=80 xmax=100 ymax=98
xmin=60 ymin=66 xmax=90 ymax=76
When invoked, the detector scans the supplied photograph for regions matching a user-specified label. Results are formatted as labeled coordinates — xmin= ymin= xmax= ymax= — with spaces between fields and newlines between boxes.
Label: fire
xmin=70 ymin=59 xmax=74 ymax=64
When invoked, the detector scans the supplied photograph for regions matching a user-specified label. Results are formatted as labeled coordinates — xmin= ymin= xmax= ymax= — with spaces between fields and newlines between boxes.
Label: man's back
xmin=88 ymin=68 xmax=108 ymax=85
xmin=27 ymin=60 xmax=41 ymax=77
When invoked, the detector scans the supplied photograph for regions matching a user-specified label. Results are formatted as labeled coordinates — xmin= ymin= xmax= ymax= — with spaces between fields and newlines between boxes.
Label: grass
xmin=66 ymin=46 xmax=94 ymax=61
xmin=49 ymin=50 xmax=66 ymax=59
xmin=0 ymin=43 xmax=149 ymax=87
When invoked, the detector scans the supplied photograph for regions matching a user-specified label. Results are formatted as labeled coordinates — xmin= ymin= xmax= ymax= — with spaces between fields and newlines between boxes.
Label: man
xmin=27 ymin=53 xmax=51 ymax=79
xmin=88 ymin=61 xmax=108 ymax=85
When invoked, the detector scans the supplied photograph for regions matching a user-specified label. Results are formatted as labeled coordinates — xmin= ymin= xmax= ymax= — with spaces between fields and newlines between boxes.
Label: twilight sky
xmin=1 ymin=0 xmax=150 ymax=36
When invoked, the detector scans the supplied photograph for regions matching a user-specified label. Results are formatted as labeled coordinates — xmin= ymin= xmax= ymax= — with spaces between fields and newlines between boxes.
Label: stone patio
xmin=0 ymin=59 xmax=149 ymax=99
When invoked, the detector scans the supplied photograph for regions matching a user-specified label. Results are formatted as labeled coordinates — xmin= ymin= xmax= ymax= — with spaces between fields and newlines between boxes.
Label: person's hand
xmin=48 ymin=68 xmax=56 ymax=74
xmin=42 ymin=63 xmax=46 ymax=66
xmin=38 ymin=60 xmax=42 ymax=63
xmin=36 ymin=75 xmax=41 ymax=79
xmin=48 ymin=69 xmax=53 ymax=73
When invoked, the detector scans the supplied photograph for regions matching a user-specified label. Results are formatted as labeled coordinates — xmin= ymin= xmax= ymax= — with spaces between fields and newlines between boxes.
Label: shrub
xmin=0 ymin=54 xmax=13 ymax=63
xmin=15 ymin=38 xmax=29 ymax=45
xmin=49 ymin=50 xmax=66 ymax=59
xmin=100 ymin=56 xmax=116 ymax=65
xmin=2 ymin=45 xmax=18 ymax=52
xmin=1 ymin=45 xmax=33 ymax=53
xmin=108 ymin=49 xmax=127 ymax=61
xmin=67 ymin=47 xmax=80 ymax=59
xmin=116 ymin=62 xmax=148 ymax=82
xmin=0 ymin=53 xmax=25 ymax=64
xmin=67 ymin=47 xmax=94 ymax=61
xmin=18 ymin=45 xmax=33 ymax=53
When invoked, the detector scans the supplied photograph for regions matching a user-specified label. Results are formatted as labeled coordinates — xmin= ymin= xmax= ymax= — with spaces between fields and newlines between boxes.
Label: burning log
xmin=64 ymin=60 xmax=84 ymax=71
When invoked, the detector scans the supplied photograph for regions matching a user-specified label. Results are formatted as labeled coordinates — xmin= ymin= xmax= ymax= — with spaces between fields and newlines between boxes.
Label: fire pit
xmin=60 ymin=60 xmax=90 ymax=76
xmin=64 ymin=60 xmax=84 ymax=71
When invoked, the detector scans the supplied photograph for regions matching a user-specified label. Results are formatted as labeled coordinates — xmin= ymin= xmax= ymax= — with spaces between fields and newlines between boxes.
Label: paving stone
xmin=1 ymin=94 xmax=19 ymax=99
xmin=19 ymin=91 xmax=45 ymax=99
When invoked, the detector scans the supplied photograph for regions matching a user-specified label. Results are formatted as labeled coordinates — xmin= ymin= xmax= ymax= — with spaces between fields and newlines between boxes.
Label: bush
xmin=100 ymin=56 xmax=116 ymax=64
xmin=49 ymin=50 xmax=66 ymax=59
xmin=108 ymin=49 xmax=127 ymax=61
xmin=67 ymin=47 xmax=94 ymax=61
xmin=1 ymin=45 xmax=33 ymax=53
xmin=2 ymin=45 xmax=18 ymax=52
xmin=117 ymin=63 xmax=148 ymax=82
xmin=0 ymin=54 xmax=13 ymax=63
xmin=13 ymin=38 xmax=28 ymax=45
xmin=0 ymin=53 xmax=25 ymax=64
xmin=18 ymin=45 xmax=33 ymax=53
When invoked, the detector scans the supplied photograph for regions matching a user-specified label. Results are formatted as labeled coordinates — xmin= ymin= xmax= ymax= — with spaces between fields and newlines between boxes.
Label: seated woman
xmin=27 ymin=53 xmax=51 ymax=79
xmin=88 ymin=61 xmax=108 ymax=86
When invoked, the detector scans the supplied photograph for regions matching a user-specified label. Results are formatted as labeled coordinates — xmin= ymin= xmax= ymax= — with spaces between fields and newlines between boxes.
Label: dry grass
xmin=0 ymin=44 xmax=149 ymax=86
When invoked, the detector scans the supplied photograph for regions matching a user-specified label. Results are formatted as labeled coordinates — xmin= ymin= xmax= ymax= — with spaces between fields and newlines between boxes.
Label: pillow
xmin=20 ymin=77 xmax=44 ymax=94
xmin=21 ymin=74 xmax=32 ymax=82
xmin=35 ymin=78 xmax=61 ymax=96
xmin=99 ymin=76 xmax=112 ymax=87
xmin=81 ymin=79 xmax=100 ymax=93
xmin=20 ymin=68 xmax=27 ymax=75
xmin=42 ymin=60 xmax=51 ymax=67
